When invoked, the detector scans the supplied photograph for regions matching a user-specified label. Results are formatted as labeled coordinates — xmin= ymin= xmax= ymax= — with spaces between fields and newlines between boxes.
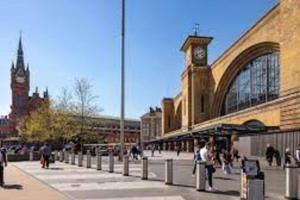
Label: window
xmin=201 ymin=95 xmax=205 ymax=113
xmin=222 ymin=52 xmax=280 ymax=115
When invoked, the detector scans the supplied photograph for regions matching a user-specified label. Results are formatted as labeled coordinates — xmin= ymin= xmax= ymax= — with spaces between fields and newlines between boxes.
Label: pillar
xmin=181 ymin=140 xmax=185 ymax=151
xmin=163 ymin=142 xmax=167 ymax=151
xmin=169 ymin=142 xmax=173 ymax=151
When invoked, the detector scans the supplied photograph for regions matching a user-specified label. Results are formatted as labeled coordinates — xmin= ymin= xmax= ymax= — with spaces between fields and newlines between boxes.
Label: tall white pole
xmin=120 ymin=0 xmax=125 ymax=161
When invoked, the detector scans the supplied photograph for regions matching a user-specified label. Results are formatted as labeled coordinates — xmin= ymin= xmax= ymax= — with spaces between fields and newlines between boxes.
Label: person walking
xmin=158 ymin=145 xmax=161 ymax=154
xmin=274 ymin=149 xmax=281 ymax=167
xmin=0 ymin=146 xmax=8 ymax=186
xmin=222 ymin=149 xmax=233 ymax=174
xmin=176 ymin=145 xmax=181 ymax=157
xmin=192 ymin=144 xmax=202 ymax=175
xmin=131 ymin=145 xmax=138 ymax=160
xmin=283 ymin=148 xmax=294 ymax=168
xmin=231 ymin=147 xmax=240 ymax=163
xmin=200 ymin=142 xmax=217 ymax=192
xmin=40 ymin=143 xmax=51 ymax=169
xmin=151 ymin=145 xmax=155 ymax=157
xmin=265 ymin=144 xmax=275 ymax=166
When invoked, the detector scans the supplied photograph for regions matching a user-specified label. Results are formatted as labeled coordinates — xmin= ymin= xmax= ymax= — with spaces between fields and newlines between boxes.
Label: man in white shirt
xmin=200 ymin=142 xmax=216 ymax=192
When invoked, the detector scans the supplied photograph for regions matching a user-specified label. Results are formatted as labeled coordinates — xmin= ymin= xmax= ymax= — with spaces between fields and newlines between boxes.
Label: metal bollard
xmin=29 ymin=150 xmax=34 ymax=161
xmin=196 ymin=161 xmax=206 ymax=191
xmin=78 ymin=152 xmax=83 ymax=167
xmin=71 ymin=151 xmax=75 ymax=165
xmin=141 ymin=157 xmax=148 ymax=180
xmin=54 ymin=150 xmax=58 ymax=161
xmin=97 ymin=154 xmax=102 ymax=170
xmin=65 ymin=151 xmax=69 ymax=163
xmin=285 ymin=164 xmax=298 ymax=200
xmin=123 ymin=155 xmax=129 ymax=176
xmin=109 ymin=152 xmax=114 ymax=173
xmin=86 ymin=150 xmax=91 ymax=168
xmin=59 ymin=151 xmax=64 ymax=162
xmin=165 ymin=159 xmax=173 ymax=185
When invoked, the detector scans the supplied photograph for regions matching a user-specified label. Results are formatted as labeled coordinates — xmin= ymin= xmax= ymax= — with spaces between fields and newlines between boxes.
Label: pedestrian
xmin=0 ymin=146 xmax=8 ymax=186
xmin=158 ymin=145 xmax=161 ymax=154
xmin=131 ymin=145 xmax=138 ymax=160
xmin=200 ymin=142 xmax=217 ymax=192
xmin=283 ymin=148 xmax=294 ymax=168
xmin=151 ymin=145 xmax=155 ymax=157
xmin=265 ymin=144 xmax=275 ymax=166
xmin=295 ymin=144 xmax=300 ymax=167
xmin=213 ymin=147 xmax=222 ymax=167
xmin=222 ymin=149 xmax=232 ymax=174
xmin=192 ymin=144 xmax=202 ymax=175
xmin=40 ymin=143 xmax=51 ymax=169
xmin=176 ymin=145 xmax=181 ymax=157
xmin=231 ymin=147 xmax=240 ymax=163
xmin=274 ymin=149 xmax=281 ymax=167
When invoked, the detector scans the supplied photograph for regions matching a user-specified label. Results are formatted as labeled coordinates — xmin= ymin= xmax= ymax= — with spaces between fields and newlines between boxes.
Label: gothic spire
xmin=16 ymin=32 xmax=25 ymax=71
xmin=11 ymin=61 xmax=15 ymax=71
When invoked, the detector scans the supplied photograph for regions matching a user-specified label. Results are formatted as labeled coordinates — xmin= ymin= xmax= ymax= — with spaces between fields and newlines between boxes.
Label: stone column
xmin=163 ymin=142 xmax=167 ymax=151
xmin=173 ymin=141 xmax=176 ymax=151
xmin=181 ymin=140 xmax=185 ymax=151
xmin=186 ymin=140 xmax=190 ymax=152
xmin=169 ymin=142 xmax=173 ymax=151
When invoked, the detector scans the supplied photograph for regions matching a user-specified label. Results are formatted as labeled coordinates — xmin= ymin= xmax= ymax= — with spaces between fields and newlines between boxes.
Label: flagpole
xmin=120 ymin=0 xmax=125 ymax=161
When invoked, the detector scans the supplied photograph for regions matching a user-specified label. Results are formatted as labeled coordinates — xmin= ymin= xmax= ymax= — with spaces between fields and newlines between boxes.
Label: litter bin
xmin=240 ymin=159 xmax=264 ymax=200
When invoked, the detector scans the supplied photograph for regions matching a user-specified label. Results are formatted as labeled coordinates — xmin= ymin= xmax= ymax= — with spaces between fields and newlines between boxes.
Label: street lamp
xmin=120 ymin=0 xmax=125 ymax=161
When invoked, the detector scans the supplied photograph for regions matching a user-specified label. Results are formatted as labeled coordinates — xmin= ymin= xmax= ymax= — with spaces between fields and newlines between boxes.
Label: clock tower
xmin=10 ymin=35 xmax=30 ymax=130
xmin=180 ymin=34 xmax=213 ymax=128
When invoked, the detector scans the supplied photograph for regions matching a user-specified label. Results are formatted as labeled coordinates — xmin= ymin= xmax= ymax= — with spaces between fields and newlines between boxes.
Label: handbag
xmin=40 ymin=156 xmax=45 ymax=165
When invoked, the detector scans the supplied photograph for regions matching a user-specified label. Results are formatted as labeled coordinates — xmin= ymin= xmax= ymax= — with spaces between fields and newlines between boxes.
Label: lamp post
xmin=120 ymin=0 xmax=125 ymax=161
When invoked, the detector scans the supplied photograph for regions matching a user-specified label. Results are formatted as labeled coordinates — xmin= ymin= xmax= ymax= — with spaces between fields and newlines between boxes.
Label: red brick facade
xmin=2 ymin=36 xmax=49 ymax=139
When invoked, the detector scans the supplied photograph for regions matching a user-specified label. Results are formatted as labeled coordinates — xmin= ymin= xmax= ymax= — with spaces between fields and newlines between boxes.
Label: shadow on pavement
xmin=214 ymin=176 xmax=235 ymax=181
xmin=210 ymin=190 xmax=240 ymax=197
xmin=1 ymin=184 xmax=23 ymax=190
xmin=47 ymin=167 xmax=63 ymax=170
xmin=172 ymin=183 xmax=195 ymax=188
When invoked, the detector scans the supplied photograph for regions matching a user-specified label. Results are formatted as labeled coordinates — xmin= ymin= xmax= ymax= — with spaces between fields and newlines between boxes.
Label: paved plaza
xmin=0 ymin=151 xmax=297 ymax=200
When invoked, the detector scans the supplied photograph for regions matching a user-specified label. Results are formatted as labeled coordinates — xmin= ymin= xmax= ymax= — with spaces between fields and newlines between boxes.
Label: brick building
xmin=149 ymin=0 xmax=300 ymax=156
xmin=0 ymin=116 xmax=10 ymax=139
xmin=0 ymin=36 xmax=49 ymax=141
xmin=87 ymin=115 xmax=140 ymax=145
xmin=140 ymin=107 xmax=162 ymax=146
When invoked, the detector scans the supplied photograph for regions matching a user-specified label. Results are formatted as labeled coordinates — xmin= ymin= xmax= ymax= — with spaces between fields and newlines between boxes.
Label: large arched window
xmin=222 ymin=52 xmax=280 ymax=115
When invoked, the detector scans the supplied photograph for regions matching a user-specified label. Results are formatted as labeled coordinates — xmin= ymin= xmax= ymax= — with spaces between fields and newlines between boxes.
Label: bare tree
xmin=55 ymin=87 xmax=73 ymax=112
xmin=73 ymin=78 xmax=101 ymax=136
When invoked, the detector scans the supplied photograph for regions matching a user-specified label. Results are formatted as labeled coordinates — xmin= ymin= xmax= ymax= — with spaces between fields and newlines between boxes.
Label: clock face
xmin=16 ymin=76 xmax=25 ymax=83
xmin=194 ymin=46 xmax=206 ymax=60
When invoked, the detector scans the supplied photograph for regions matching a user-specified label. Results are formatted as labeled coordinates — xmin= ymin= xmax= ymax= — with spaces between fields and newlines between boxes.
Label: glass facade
xmin=222 ymin=52 xmax=280 ymax=115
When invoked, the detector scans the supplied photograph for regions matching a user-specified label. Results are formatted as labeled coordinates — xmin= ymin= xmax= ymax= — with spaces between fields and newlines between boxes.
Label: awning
xmin=146 ymin=123 xmax=280 ymax=144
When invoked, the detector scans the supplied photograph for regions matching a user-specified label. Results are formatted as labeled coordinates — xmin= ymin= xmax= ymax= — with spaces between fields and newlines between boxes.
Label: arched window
xmin=222 ymin=52 xmax=280 ymax=115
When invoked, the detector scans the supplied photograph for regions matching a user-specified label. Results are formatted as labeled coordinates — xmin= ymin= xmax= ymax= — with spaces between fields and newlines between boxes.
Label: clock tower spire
xmin=10 ymin=34 xmax=30 ymax=131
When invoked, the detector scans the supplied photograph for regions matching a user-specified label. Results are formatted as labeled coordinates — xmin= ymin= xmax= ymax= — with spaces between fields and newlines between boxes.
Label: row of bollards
xmin=54 ymin=150 xmax=298 ymax=200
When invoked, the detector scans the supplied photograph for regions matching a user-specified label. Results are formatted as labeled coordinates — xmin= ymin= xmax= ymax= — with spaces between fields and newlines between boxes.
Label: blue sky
xmin=0 ymin=0 xmax=278 ymax=119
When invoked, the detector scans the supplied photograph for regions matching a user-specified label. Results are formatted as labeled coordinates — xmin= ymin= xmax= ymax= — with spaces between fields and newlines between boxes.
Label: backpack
xmin=194 ymin=150 xmax=201 ymax=161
